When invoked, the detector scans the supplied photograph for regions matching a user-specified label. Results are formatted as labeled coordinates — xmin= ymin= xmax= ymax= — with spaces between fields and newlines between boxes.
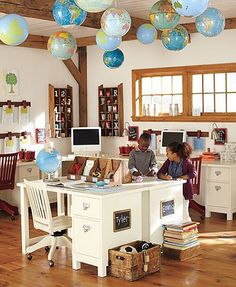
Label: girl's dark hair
xmin=167 ymin=142 xmax=192 ymax=159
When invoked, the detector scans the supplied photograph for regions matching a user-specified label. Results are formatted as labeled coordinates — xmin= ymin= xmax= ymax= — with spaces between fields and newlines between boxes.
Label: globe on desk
xmin=36 ymin=148 xmax=62 ymax=181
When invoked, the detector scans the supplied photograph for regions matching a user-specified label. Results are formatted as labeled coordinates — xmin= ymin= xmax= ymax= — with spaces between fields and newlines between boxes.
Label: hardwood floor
xmin=0 ymin=210 xmax=236 ymax=287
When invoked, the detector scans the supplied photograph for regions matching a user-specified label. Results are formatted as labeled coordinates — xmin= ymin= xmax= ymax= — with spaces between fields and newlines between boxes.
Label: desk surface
xmin=17 ymin=178 xmax=185 ymax=199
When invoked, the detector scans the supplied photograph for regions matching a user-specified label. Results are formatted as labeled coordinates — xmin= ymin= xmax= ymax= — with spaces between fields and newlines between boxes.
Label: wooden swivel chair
xmin=189 ymin=157 xmax=205 ymax=219
xmin=24 ymin=179 xmax=72 ymax=267
xmin=0 ymin=152 xmax=19 ymax=219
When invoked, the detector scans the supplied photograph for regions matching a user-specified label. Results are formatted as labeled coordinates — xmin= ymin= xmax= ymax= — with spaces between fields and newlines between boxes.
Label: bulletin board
xmin=128 ymin=126 xmax=139 ymax=141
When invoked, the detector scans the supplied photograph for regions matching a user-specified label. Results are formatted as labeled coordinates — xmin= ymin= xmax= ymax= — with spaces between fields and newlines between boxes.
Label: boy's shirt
xmin=128 ymin=146 xmax=158 ymax=176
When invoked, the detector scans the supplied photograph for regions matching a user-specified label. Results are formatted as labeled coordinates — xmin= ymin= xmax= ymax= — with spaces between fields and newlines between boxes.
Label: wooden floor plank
xmin=0 ymin=209 xmax=236 ymax=286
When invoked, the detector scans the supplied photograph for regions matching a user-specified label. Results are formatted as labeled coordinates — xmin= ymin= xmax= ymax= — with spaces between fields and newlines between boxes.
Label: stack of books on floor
xmin=163 ymin=222 xmax=200 ymax=261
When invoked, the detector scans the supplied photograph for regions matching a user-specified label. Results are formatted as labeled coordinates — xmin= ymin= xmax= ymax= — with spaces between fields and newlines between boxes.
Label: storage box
xmin=163 ymin=245 xmax=200 ymax=261
xmin=108 ymin=241 xmax=161 ymax=281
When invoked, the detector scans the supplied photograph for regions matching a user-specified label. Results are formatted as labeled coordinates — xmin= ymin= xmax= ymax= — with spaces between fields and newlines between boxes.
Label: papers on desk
xmin=46 ymin=181 xmax=96 ymax=189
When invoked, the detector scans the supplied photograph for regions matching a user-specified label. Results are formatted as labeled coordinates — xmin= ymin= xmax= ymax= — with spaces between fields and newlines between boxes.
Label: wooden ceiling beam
xmin=0 ymin=1 xmax=148 ymax=30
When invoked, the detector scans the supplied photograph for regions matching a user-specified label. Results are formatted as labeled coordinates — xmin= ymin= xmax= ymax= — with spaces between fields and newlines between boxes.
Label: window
xmin=132 ymin=63 xmax=236 ymax=122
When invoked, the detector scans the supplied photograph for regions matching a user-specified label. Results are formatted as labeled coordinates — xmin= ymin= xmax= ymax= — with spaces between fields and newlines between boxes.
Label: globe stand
xmin=44 ymin=173 xmax=60 ymax=182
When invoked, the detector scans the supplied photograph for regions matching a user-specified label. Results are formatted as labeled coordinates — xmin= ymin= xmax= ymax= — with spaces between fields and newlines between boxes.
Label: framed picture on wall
xmin=214 ymin=128 xmax=227 ymax=145
xmin=35 ymin=128 xmax=46 ymax=144
xmin=128 ymin=126 xmax=139 ymax=141
xmin=4 ymin=70 xmax=19 ymax=98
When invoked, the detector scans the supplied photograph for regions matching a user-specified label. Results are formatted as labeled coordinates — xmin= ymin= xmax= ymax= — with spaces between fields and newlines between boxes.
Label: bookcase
xmin=98 ymin=83 xmax=124 ymax=137
xmin=49 ymin=84 xmax=73 ymax=138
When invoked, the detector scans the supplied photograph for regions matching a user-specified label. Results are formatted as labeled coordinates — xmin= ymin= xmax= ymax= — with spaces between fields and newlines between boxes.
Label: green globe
xmin=150 ymin=0 xmax=180 ymax=31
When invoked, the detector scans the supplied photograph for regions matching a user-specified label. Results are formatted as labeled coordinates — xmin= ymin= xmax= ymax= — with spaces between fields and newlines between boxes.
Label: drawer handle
xmin=82 ymin=202 xmax=91 ymax=210
xmin=27 ymin=168 xmax=32 ymax=173
xmin=83 ymin=225 xmax=91 ymax=232
xmin=215 ymin=186 xmax=221 ymax=191
xmin=215 ymin=171 xmax=221 ymax=176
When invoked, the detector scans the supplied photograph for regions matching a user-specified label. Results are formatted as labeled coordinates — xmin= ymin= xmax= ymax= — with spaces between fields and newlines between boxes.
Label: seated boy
xmin=128 ymin=133 xmax=157 ymax=177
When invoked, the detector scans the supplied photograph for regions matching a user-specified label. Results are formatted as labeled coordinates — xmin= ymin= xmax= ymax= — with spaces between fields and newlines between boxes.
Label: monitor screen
xmin=160 ymin=130 xmax=186 ymax=154
xmin=71 ymin=127 xmax=101 ymax=153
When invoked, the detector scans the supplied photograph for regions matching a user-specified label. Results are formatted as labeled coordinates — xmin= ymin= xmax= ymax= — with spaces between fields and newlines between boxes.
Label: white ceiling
xmin=1 ymin=0 xmax=236 ymax=38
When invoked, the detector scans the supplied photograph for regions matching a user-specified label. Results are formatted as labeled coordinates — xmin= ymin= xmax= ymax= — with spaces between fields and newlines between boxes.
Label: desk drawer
xmin=73 ymin=217 xmax=100 ymax=258
xmin=72 ymin=196 xmax=100 ymax=219
xmin=18 ymin=165 xmax=39 ymax=181
xmin=207 ymin=182 xmax=230 ymax=207
xmin=208 ymin=167 xmax=230 ymax=182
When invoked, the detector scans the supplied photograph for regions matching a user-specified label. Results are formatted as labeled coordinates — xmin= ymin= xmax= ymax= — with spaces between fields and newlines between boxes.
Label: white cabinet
xmin=205 ymin=163 xmax=236 ymax=220
xmin=72 ymin=190 xmax=143 ymax=277
xmin=0 ymin=162 xmax=40 ymax=212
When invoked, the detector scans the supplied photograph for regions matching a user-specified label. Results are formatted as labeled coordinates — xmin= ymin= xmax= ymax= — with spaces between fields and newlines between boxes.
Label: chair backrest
xmin=0 ymin=152 xmax=18 ymax=190
xmin=24 ymin=179 xmax=53 ymax=232
xmin=190 ymin=157 xmax=202 ymax=195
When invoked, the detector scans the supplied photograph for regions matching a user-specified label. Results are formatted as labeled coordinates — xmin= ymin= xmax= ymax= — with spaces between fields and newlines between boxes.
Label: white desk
xmin=17 ymin=178 xmax=185 ymax=277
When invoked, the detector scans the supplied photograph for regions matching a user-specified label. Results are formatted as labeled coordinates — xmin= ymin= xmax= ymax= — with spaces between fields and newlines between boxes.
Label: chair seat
xmin=51 ymin=215 xmax=72 ymax=233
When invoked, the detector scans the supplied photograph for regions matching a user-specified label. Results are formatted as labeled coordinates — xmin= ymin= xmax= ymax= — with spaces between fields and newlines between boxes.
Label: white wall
xmin=87 ymin=29 xmax=236 ymax=154
xmin=0 ymin=45 xmax=79 ymax=155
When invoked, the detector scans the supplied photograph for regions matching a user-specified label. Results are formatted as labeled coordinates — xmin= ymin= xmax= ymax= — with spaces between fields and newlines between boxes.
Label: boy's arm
xmin=150 ymin=151 xmax=158 ymax=174
xmin=128 ymin=151 xmax=139 ymax=175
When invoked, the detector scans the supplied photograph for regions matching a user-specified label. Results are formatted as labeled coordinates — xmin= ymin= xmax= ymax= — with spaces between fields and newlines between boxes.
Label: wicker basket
xmin=163 ymin=244 xmax=201 ymax=261
xmin=108 ymin=241 xmax=161 ymax=281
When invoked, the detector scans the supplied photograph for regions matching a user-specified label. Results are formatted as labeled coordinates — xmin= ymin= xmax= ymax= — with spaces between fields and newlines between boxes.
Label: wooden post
xmin=78 ymin=47 xmax=87 ymax=127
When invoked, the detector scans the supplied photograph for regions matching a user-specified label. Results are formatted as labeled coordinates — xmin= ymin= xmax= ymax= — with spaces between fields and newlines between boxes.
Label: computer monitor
xmin=71 ymin=127 xmax=101 ymax=154
xmin=160 ymin=130 xmax=186 ymax=154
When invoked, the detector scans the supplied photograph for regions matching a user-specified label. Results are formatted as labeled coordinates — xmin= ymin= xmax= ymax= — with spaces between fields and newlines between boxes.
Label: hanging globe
xmin=0 ymin=14 xmax=28 ymax=46
xmin=196 ymin=8 xmax=225 ymax=37
xmin=150 ymin=0 xmax=180 ymax=31
xmin=47 ymin=31 xmax=77 ymax=60
xmin=53 ymin=0 xmax=87 ymax=27
xmin=103 ymin=48 xmax=124 ymax=69
xmin=96 ymin=29 xmax=121 ymax=51
xmin=136 ymin=24 xmax=157 ymax=44
xmin=74 ymin=0 xmax=113 ymax=13
xmin=162 ymin=25 xmax=189 ymax=51
xmin=36 ymin=148 xmax=62 ymax=175
xmin=171 ymin=0 xmax=209 ymax=17
xmin=101 ymin=8 xmax=131 ymax=37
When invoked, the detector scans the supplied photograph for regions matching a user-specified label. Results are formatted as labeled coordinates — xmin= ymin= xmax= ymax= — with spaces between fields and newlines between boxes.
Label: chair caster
xmin=201 ymin=215 xmax=205 ymax=220
xmin=45 ymin=246 xmax=50 ymax=253
xmin=48 ymin=260 xmax=54 ymax=267
xmin=11 ymin=216 xmax=15 ymax=221
xmin=27 ymin=254 xmax=32 ymax=260
xmin=56 ymin=247 xmax=59 ymax=249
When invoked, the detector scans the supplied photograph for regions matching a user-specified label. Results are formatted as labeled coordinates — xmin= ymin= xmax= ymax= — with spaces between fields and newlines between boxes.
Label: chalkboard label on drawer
xmin=113 ymin=209 xmax=131 ymax=232
xmin=160 ymin=199 xmax=175 ymax=218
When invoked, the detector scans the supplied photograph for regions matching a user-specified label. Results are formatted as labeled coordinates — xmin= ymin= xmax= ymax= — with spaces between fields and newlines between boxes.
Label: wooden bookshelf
xmin=49 ymin=84 xmax=73 ymax=138
xmin=98 ymin=83 xmax=124 ymax=137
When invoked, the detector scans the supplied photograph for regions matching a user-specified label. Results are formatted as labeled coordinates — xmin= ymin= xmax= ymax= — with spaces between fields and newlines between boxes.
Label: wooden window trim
xmin=132 ymin=62 xmax=236 ymax=122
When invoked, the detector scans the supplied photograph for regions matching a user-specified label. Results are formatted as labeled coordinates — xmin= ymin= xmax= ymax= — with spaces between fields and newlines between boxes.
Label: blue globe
xmin=136 ymin=24 xmax=157 ymax=44
xmin=0 ymin=14 xmax=28 ymax=46
xmin=53 ymin=0 xmax=87 ymax=27
xmin=96 ymin=29 xmax=121 ymax=51
xmin=171 ymin=0 xmax=209 ymax=17
xmin=103 ymin=48 xmax=124 ymax=69
xmin=162 ymin=25 xmax=189 ymax=51
xmin=36 ymin=148 xmax=62 ymax=175
xmin=196 ymin=8 xmax=225 ymax=37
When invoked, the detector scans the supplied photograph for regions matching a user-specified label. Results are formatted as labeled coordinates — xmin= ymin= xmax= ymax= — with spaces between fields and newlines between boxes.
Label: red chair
xmin=189 ymin=157 xmax=205 ymax=219
xmin=0 ymin=152 xmax=19 ymax=219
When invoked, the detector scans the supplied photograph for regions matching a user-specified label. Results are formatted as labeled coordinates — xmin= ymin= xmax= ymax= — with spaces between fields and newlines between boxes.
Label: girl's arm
xmin=178 ymin=160 xmax=197 ymax=180
xmin=157 ymin=160 xmax=172 ymax=180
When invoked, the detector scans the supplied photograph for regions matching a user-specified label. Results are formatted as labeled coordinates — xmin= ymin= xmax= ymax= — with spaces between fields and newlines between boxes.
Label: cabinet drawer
xmin=18 ymin=165 xmax=39 ymax=181
xmin=207 ymin=182 xmax=230 ymax=207
xmin=73 ymin=217 xmax=100 ymax=258
xmin=73 ymin=196 xmax=100 ymax=219
xmin=208 ymin=167 xmax=230 ymax=182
